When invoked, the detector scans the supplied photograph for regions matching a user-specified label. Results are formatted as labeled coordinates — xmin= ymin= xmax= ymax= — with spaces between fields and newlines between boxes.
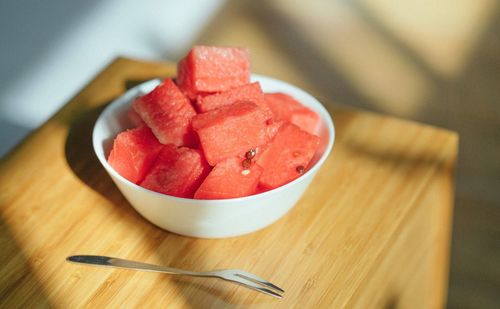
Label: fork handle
xmin=67 ymin=255 xmax=208 ymax=277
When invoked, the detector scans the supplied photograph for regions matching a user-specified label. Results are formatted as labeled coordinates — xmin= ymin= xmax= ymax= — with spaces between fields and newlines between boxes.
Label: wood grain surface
xmin=0 ymin=58 xmax=457 ymax=308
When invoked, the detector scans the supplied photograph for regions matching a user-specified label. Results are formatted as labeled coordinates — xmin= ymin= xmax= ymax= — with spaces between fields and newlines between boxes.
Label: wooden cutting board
xmin=0 ymin=58 xmax=457 ymax=308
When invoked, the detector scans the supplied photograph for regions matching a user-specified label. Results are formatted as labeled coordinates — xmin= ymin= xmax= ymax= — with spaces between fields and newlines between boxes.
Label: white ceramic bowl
xmin=92 ymin=74 xmax=335 ymax=238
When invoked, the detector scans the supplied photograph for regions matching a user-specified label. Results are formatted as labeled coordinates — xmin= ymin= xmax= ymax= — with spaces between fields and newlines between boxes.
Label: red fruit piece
xmin=265 ymin=120 xmax=284 ymax=140
xmin=257 ymin=123 xmax=320 ymax=190
xmin=177 ymin=46 xmax=250 ymax=97
xmin=196 ymin=82 xmax=272 ymax=119
xmin=133 ymin=79 xmax=197 ymax=147
xmin=176 ymin=58 xmax=196 ymax=99
xmin=140 ymin=145 xmax=210 ymax=198
xmin=194 ymin=157 xmax=263 ymax=199
xmin=128 ymin=107 xmax=145 ymax=127
xmin=264 ymin=93 xmax=321 ymax=135
xmin=192 ymin=101 xmax=269 ymax=166
xmin=250 ymin=120 xmax=284 ymax=163
xmin=108 ymin=126 xmax=163 ymax=184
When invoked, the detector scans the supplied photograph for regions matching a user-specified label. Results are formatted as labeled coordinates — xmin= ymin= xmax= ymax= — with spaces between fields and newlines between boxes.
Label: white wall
xmin=0 ymin=0 xmax=224 ymax=156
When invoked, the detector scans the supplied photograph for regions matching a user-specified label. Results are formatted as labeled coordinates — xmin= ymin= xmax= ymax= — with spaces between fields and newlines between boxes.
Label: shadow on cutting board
xmin=63 ymin=103 xmax=125 ymax=206
xmin=0 ymin=215 xmax=52 ymax=307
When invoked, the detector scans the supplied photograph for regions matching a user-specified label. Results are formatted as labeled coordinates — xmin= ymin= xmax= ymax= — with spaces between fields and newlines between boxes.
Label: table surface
xmin=0 ymin=58 xmax=458 ymax=308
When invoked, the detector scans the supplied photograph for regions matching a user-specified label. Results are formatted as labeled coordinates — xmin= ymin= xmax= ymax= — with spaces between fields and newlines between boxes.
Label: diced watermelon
xmin=249 ymin=120 xmax=285 ymax=164
xmin=257 ymin=123 xmax=320 ymax=190
xmin=128 ymin=106 xmax=145 ymax=127
xmin=194 ymin=157 xmax=263 ymax=199
xmin=196 ymin=82 xmax=272 ymax=119
xmin=176 ymin=58 xmax=196 ymax=99
xmin=192 ymin=101 xmax=269 ymax=166
xmin=245 ymin=120 xmax=281 ymax=162
xmin=140 ymin=145 xmax=210 ymax=198
xmin=265 ymin=93 xmax=321 ymax=135
xmin=177 ymin=46 xmax=250 ymax=97
xmin=133 ymin=79 xmax=197 ymax=147
xmin=265 ymin=120 xmax=284 ymax=140
xmin=108 ymin=126 xmax=163 ymax=184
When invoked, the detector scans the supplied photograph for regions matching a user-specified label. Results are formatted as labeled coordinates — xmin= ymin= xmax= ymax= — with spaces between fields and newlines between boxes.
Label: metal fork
xmin=66 ymin=255 xmax=284 ymax=298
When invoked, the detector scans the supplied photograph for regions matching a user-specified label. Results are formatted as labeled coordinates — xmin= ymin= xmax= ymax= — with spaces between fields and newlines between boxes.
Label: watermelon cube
xmin=177 ymin=46 xmax=250 ymax=97
xmin=140 ymin=145 xmax=210 ymax=198
xmin=128 ymin=106 xmax=145 ymax=127
xmin=108 ymin=126 xmax=163 ymax=184
xmin=133 ymin=79 xmax=197 ymax=147
xmin=176 ymin=58 xmax=196 ymax=99
xmin=265 ymin=93 xmax=321 ymax=135
xmin=265 ymin=120 xmax=284 ymax=140
xmin=192 ymin=101 xmax=269 ymax=166
xmin=196 ymin=82 xmax=272 ymax=120
xmin=250 ymin=120 xmax=284 ymax=163
xmin=257 ymin=123 xmax=320 ymax=190
xmin=194 ymin=157 xmax=263 ymax=199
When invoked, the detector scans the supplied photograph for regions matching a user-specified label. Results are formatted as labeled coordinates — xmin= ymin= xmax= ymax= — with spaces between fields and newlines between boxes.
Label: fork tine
xmin=234 ymin=271 xmax=285 ymax=293
xmin=228 ymin=276 xmax=284 ymax=298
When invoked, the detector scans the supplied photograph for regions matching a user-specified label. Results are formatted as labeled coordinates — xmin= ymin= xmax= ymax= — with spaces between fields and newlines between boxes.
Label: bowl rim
xmin=92 ymin=74 xmax=335 ymax=204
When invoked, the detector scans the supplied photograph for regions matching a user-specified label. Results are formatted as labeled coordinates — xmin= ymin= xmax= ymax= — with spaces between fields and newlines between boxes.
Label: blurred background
xmin=1 ymin=0 xmax=499 ymax=307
